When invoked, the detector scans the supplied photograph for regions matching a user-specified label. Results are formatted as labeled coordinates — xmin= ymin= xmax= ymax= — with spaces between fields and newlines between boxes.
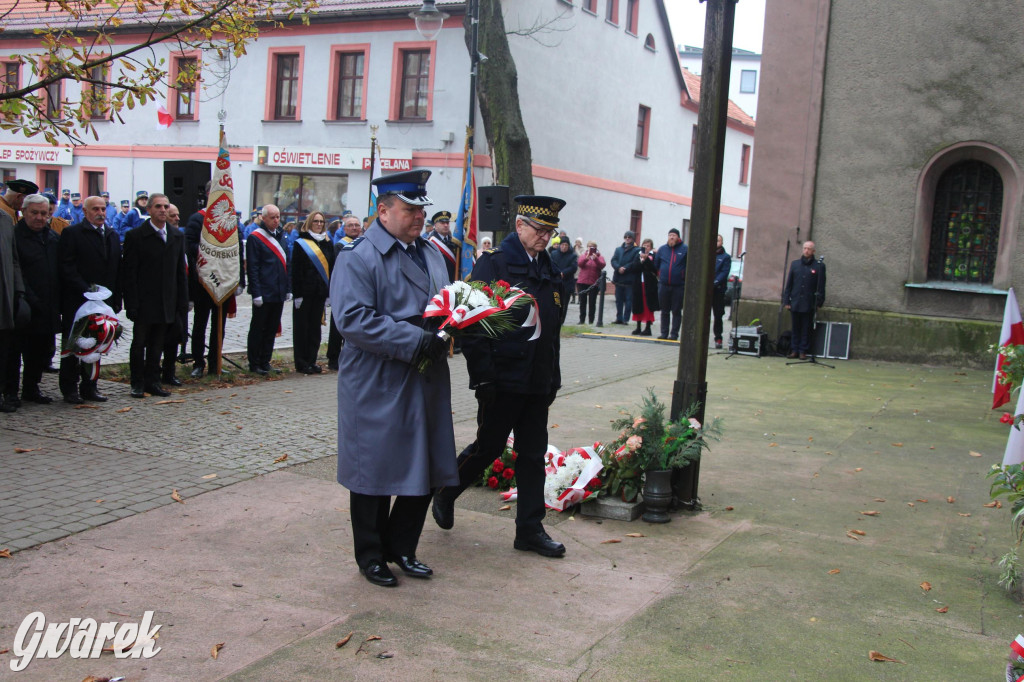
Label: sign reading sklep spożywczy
xmin=10 ymin=611 xmax=162 ymax=672
xmin=0 ymin=144 xmax=73 ymax=166
xmin=254 ymin=145 xmax=411 ymax=171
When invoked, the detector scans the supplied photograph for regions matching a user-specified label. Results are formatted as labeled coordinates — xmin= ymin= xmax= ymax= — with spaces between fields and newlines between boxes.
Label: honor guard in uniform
xmin=432 ymin=195 xmax=569 ymax=558
xmin=331 ymin=169 xmax=458 ymax=587
xmin=426 ymin=210 xmax=461 ymax=281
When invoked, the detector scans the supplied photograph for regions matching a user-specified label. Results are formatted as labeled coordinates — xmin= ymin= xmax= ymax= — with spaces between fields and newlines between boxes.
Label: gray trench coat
xmin=330 ymin=221 xmax=458 ymax=496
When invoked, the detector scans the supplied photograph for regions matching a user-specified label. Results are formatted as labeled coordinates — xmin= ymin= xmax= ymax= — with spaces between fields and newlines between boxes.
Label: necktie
xmin=408 ymin=243 xmax=427 ymax=272
xmin=97 ymin=225 xmax=107 ymax=258
xmin=159 ymin=228 xmax=166 ymax=243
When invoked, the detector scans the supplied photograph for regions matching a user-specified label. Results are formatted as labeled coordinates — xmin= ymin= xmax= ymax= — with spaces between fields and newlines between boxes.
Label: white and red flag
xmin=197 ymin=128 xmax=241 ymax=304
xmin=993 ymin=288 xmax=1024 ymax=409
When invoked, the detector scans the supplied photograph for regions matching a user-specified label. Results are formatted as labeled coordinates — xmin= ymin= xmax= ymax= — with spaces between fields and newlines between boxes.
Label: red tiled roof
xmin=680 ymin=66 xmax=756 ymax=130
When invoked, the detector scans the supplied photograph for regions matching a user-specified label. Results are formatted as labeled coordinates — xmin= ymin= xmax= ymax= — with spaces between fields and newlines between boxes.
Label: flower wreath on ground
xmin=478 ymin=436 xmax=604 ymax=511
xmin=60 ymin=285 xmax=123 ymax=380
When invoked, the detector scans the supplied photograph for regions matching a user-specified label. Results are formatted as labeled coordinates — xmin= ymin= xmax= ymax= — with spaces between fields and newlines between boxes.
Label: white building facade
xmin=0 ymin=0 xmax=753 ymax=254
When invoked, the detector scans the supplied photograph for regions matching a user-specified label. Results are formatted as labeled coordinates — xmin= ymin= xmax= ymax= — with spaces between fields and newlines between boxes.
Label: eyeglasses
xmin=312 ymin=219 xmax=325 ymax=224
xmin=525 ymin=221 xmax=555 ymax=239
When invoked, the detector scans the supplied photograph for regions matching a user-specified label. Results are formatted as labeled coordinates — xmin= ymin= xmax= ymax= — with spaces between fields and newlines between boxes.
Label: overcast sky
xmin=665 ymin=0 xmax=766 ymax=53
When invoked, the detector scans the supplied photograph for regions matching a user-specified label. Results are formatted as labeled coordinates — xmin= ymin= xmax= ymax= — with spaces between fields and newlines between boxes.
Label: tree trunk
xmin=469 ymin=0 xmax=535 ymax=198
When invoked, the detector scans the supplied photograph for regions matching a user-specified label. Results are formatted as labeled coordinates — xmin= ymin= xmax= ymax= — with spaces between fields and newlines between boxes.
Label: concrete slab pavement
xmin=0 ymin=335 xmax=1018 ymax=680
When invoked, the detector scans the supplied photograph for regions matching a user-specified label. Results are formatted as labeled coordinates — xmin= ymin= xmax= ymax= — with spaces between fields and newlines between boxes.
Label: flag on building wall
xmin=453 ymin=132 xmax=478 ymax=280
xmin=994 ymin=287 xmax=1024 ymax=409
xmin=197 ymin=128 xmax=240 ymax=305
xmin=366 ymin=137 xmax=381 ymax=222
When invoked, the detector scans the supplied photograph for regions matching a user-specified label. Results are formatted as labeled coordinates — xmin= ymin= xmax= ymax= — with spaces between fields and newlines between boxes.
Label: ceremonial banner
xmin=453 ymin=130 xmax=478 ymax=280
xmin=366 ymin=136 xmax=381 ymax=223
xmin=994 ymin=287 xmax=1024 ymax=409
xmin=197 ymin=129 xmax=241 ymax=305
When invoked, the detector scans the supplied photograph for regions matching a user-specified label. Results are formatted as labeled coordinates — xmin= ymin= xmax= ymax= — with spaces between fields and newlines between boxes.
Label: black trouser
xmin=658 ymin=284 xmax=684 ymax=338
xmin=247 ymin=301 xmax=283 ymax=370
xmin=438 ymin=391 xmax=549 ymax=536
xmin=327 ymin=318 xmax=343 ymax=367
xmin=191 ymin=288 xmax=230 ymax=371
xmin=578 ymin=284 xmax=599 ymax=324
xmin=130 ymin=320 xmax=169 ymax=387
xmin=712 ymin=288 xmax=726 ymax=342
xmin=292 ymin=295 xmax=326 ymax=370
xmin=59 ymin=330 xmax=97 ymax=397
xmin=791 ymin=310 xmax=814 ymax=354
xmin=0 ymin=328 xmax=13 ymax=398
xmin=6 ymin=331 xmax=54 ymax=396
xmin=161 ymin=312 xmax=186 ymax=380
xmin=349 ymin=492 xmax=431 ymax=569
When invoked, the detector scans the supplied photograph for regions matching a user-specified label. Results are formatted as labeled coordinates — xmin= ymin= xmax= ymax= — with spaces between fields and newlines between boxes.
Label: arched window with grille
xmin=927 ymin=160 xmax=1003 ymax=284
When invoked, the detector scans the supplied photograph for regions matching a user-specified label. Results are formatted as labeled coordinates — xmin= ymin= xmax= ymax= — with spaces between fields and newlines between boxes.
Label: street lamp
xmin=409 ymin=0 xmax=449 ymax=40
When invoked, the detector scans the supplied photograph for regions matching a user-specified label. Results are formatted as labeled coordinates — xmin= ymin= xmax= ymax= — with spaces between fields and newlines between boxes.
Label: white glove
xmin=325 ymin=300 xmax=331 ymax=308
xmin=253 ymin=296 xmax=263 ymax=307
xmin=235 ymin=286 xmax=244 ymax=297
xmin=294 ymin=297 xmax=303 ymax=309
xmin=188 ymin=302 xmax=195 ymax=312
xmin=285 ymin=292 xmax=293 ymax=302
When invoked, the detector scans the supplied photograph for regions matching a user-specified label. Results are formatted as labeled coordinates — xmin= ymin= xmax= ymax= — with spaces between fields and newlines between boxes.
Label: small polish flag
xmin=1011 ymin=633 xmax=1024 ymax=659
xmin=993 ymin=287 xmax=1024 ymax=409
xmin=157 ymin=105 xmax=173 ymax=128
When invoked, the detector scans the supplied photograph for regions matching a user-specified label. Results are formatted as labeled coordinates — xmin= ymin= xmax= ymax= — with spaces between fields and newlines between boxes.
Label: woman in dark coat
xmin=549 ymin=240 xmax=578 ymax=322
xmin=289 ymin=211 xmax=334 ymax=373
xmin=631 ymin=238 xmax=659 ymax=336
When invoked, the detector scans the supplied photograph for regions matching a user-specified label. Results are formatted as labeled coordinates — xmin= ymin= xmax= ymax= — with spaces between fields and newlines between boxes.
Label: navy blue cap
xmin=136 ymin=190 xmax=148 ymax=199
xmin=515 ymin=195 xmax=566 ymax=228
xmin=371 ymin=169 xmax=432 ymax=207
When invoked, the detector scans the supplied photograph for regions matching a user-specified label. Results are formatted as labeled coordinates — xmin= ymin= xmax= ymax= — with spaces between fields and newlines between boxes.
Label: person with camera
xmin=631 ymin=238 xmax=659 ymax=336
xmin=576 ymin=241 xmax=605 ymax=325
xmin=783 ymin=240 xmax=826 ymax=359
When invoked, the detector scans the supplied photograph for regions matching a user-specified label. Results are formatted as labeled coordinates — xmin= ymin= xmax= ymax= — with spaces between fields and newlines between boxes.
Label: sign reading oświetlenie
xmin=10 ymin=611 xmax=162 ymax=671
xmin=0 ymin=144 xmax=73 ymax=166
xmin=254 ymin=145 xmax=412 ymax=171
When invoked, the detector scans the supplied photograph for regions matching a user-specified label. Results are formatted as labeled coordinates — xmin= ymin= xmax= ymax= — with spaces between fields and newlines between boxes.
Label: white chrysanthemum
xmin=77 ymin=337 xmax=97 ymax=350
xmin=446 ymin=281 xmax=472 ymax=299
xmin=466 ymin=290 xmax=490 ymax=309
xmin=81 ymin=352 xmax=101 ymax=364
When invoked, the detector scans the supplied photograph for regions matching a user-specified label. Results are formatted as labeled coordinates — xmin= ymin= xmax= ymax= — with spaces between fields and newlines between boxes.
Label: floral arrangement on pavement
xmin=60 ymin=285 xmax=123 ymax=380
xmin=990 ymin=343 xmax=1024 ymax=592
xmin=1007 ymin=634 xmax=1024 ymax=681
xmin=419 ymin=279 xmax=539 ymax=372
xmin=478 ymin=437 xmax=604 ymax=511
xmin=479 ymin=437 xmax=518 ymax=492
xmin=601 ymin=389 xmax=721 ymax=503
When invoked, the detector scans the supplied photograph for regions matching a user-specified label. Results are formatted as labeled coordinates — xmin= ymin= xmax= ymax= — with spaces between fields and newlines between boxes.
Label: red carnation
xmin=502 ymin=468 xmax=515 ymax=480
xmin=492 ymin=460 xmax=505 ymax=473
xmin=487 ymin=476 xmax=499 ymax=489
xmin=482 ymin=285 xmax=494 ymax=296
xmin=1002 ymin=412 xmax=1015 ymax=424
xmin=511 ymin=452 xmax=518 ymax=461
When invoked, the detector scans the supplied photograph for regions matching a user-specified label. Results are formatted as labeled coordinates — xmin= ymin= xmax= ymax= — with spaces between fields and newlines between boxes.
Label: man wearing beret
xmin=433 ymin=194 xmax=570 ymax=559
xmin=331 ymin=169 xmax=458 ymax=587
xmin=0 ymin=179 xmax=39 ymax=222
xmin=426 ymin=210 xmax=461 ymax=282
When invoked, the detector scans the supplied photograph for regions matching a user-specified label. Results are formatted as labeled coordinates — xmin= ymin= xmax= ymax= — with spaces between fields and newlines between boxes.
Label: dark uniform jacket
xmin=246 ymin=227 xmax=290 ymax=303
xmin=290 ymin=233 xmax=334 ymax=300
xmin=783 ymin=256 xmax=826 ymax=313
xmin=611 ymin=243 xmax=641 ymax=285
xmin=714 ymin=247 xmax=732 ymax=292
xmin=463 ymin=232 xmax=566 ymax=395
xmin=14 ymin=220 xmax=60 ymax=334
xmin=58 ymin=219 xmax=122 ymax=328
xmin=122 ymin=220 xmax=188 ymax=324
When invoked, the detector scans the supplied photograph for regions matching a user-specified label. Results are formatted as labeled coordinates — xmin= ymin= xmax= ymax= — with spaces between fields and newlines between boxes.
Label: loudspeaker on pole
xmin=163 ymin=160 xmax=212 ymax=216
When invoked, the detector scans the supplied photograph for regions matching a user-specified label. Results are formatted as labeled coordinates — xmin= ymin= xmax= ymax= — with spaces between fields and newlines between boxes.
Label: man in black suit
xmin=121 ymin=193 xmax=188 ymax=398
xmin=58 ymin=195 xmax=122 ymax=404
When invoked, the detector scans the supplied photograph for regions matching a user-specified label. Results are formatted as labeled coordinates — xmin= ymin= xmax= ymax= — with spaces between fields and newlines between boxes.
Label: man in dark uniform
xmin=432 ymin=195 xmax=569 ymax=558
xmin=712 ymin=234 xmax=732 ymax=349
xmin=426 ymin=210 xmax=461 ymax=281
xmin=783 ymin=240 xmax=826 ymax=359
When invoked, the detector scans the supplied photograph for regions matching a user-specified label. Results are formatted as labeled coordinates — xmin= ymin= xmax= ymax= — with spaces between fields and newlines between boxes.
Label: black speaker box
xmin=477 ymin=185 xmax=510 ymax=240
xmin=163 ymin=160 xmax=211 ymax=216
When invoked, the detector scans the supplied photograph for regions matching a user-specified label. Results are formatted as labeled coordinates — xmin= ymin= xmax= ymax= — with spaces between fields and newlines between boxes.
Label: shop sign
xmin=255 ymin=146 xmax=411 ymax=171
xmin=0 ymin=144 xmax=73 ymax=166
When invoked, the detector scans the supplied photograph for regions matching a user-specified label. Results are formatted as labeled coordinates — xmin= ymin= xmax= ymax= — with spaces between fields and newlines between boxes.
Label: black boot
xmin=631 ymin=322 xmax=642 ymax=335
xmin=641 ymin=323 xmax=652 ymax=336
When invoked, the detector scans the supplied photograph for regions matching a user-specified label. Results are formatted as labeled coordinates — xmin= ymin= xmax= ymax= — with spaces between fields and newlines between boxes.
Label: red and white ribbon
xmin=61 ymin=313 xmax=121 ymax=380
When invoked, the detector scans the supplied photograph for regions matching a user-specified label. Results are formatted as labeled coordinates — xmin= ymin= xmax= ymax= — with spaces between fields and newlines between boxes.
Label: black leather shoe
xmin=360 ymin=559 xmax=397 ymax=587
xmin=657 ymin=334 xmax=668 ymax=340
xmin=145 ymin=384 xmax=171 ymax=397
xmin=4 ymin=394 xmax=21 ymax=408
xmin=64 ymin=392 xmax=85 ymax=405
xmin=251 ymin=367 xmax=269 ymax=376
xmin=162 ymin=376 xmax=183 ymax=387
xmin=309 ymin=365 xmax=322 ymax=374
xmin=42 ymin=365 xmax=59 ymax=374
xmin=130 ymin=385 xmax=146 ymax=399
xmin=514 ymin=530 xmax=566 ymax=558
xmin=81 ymin=388 xmax=108 ymax=402
xmin=386 ymin=555 xmax=433 ymax=578
xmin=22 ymin=390 xmax=54 ymax=405
xmin=190 ymin=366 xmax=205 ymax=379
xmin=0 ymin=397 xmax=16 ymax=413
xmin=327 ymin=363 xmax=339 ymax=371
xmin=432 ymin=492 xmax=455 ymax=530
xmin=267 ymin=366 xmax=282 ymax=374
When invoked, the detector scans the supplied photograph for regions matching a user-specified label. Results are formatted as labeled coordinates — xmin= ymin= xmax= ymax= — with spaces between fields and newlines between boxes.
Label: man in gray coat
xmin=0 ymin=206 xmax=25 ymax=413
xmin=330 ymin=169 xmax=457 ymax=588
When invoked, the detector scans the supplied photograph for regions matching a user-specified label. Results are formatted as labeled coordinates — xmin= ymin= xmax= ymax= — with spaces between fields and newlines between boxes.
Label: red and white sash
xmin=429 ymin=235 xmax=456 ymax=267
xmin=250 ymin=227 xmax=287 ymax=271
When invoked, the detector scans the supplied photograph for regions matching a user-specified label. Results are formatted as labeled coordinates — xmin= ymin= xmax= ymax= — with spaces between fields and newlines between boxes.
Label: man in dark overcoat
xmin=331 ymin=169 xmax=457 ymax=588
xmin=8 ymin=194 xmax=60 ymax=404
xmin=58 ymin=195 xmax=122 ymax=404
xmin=245 ymin=204 xmax=289 ymax=375
xmin=121 ymin=193 xmax=188 ymax=398
xmin=783 ymin=240 xmax=826 ymax=359
xmin=432 ymin=195 xmax=569 ymax=558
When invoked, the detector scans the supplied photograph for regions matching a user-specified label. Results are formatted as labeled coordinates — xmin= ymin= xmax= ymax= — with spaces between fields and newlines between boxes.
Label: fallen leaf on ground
xmin=920 ymin=581 xmax=932 ymax=591
xmin=498 ymin=505 xmax=511 ymax=511
xmin=855 ymin=467 xmax=863 ymax=472
xmin=768 ymin=442 xmax=778 ymax=447
xmin=860 ymin=511 xmax=880 ymax=516
xmin=983 ymin=501 xmax=998 ymax=508
xmin=958 ymin=512 xmax=971 ymax=517
xmin=211 ymin=642 xmax=224 ymax=659
xmin=917 ymin=498 xmax=928 ymax=503
xmin=0 ymin=548 xmax=11 ymax=558
xmin=284 ymin=390 xmax=293 ymax=393
xmin=219 ymin=411 xmax=232 ymax=415
xmin=236 ymin=425 xmax=243 ymax=430
xmin=891 ymin=443 xmax=903 ymax=447
xmin=365 ymin=635 xmax=382 ymax=642
xmin=808 ymin=436 xmax=814 ymax=442
xmin=155 ymin=399 xmax=185 ymax=405
xmin=274 ymin=454 xmax=288 ymax=463
xmin=600 ymin=539 xmax=622 ymax=544
xmin=828 ymin=568 xmax=840 ymax=575
xmin=868 ymin=650 xmax=903 ymax=663
xmin=202 ymin=474 xmax=217 ymax=480
xmin=625 ymin=533 xmax=645 ymax=538
xmin=947 ymin=496 xmax=955 ymax=503
xmin=336 ymin=632 xmax=353 ymax=648
xmin=171 ymin=489 xmax=184 ymax=504
xmin=116 ymin=407 xmax=131 ymax=413
xmin=13 ymin=447 xmax=38 ymax=453
xmin=907 ymin=503 xmax=915 ymax=507
xmin=873 ymin=498 xmax=886 ymax=502
xmin=594 ymin=405 xmax=602 ymax=408
xmin=970 ymin=451 xmax=983 ymax=457
xmin=725 ymin=506 xmax=735 ymax=511
xmin=849 ymin=529 xmax=866 ymax=536
xmin=936 ymin=606 xmax=948 ymax=613
xmin=74 ymin=404 xmax=100 ymax=409
xmin=846 ymin=531 xmax=862 ymax=540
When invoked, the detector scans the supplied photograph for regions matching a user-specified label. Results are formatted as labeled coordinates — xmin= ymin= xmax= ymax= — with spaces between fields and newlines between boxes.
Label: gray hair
xmin=261 ymin=204 xmax=279 ymax=218
xmin=21 ymin=194 xmax=48 ymax=211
